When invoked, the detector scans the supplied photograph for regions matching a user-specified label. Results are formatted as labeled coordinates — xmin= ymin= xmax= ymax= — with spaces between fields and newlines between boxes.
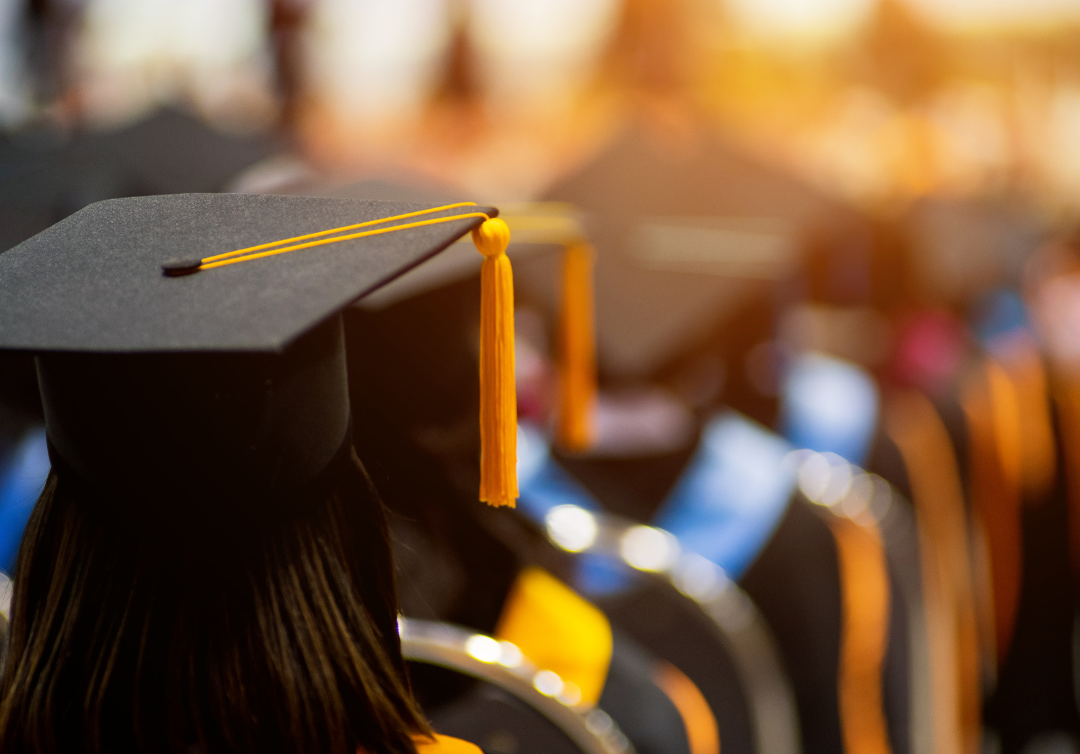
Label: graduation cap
xmin=0 ymin=109 xmax=278 ymax=255
xmin=0 ymin=192 xmax=519 ymax=533
xmin=284 ymin=177 xmax=601 ymax=452
xmin=539 ymin=122 xmax=865 ymax=381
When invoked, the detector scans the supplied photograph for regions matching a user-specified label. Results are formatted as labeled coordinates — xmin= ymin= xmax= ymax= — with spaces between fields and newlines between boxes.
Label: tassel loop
xmin=473 ymin=218 xmax=518 ymax=507
xmin=556 ymin=241 xmax=597 ymax=452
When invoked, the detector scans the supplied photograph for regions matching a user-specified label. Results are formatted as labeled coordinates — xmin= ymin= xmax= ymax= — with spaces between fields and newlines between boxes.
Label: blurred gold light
xmin=727 ymin=0 xmax=1080 ymax=38
xmin=725 ymin=0 xmax=876 ymax=39
xmin=902 ymin=0 xmax=1080 ymax=32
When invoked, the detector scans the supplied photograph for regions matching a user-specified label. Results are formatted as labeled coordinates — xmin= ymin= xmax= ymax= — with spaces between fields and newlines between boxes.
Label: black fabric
xmin=740 ymin=497 xmax=844 ymax=754
xmin=37 ymin=316 xmax=352 ymax=533
xmin=556 ymin=446 xmax=698 ymax=523
xmin=0 ymin=353 xmax=42 ymax=452
xmin=0 ymin=611 xmax=7 ymax=670
xmin=934 ymin=390 xmax=972 ymax=506
xmin=345 ymin=286 xmax=523 ymax=635
xmin=410 ymin=665 xmax=582 ymax=754
xmin=600 ymin=632 xmax=692 ymax=754
xmin=350 ymin=307 xmax=697 ymax=754
xmin=880 ymin=496 xmax=925 ymax=754
xmin=867 ymin=431 xmax=912 ymax=503
xmin=346 ymin=274 xmax=483 ymax=431
xmin=341 ymin=248 xmax=752 ymax=754
xmin=741 ymin=495 xmax=914 ymax=754
xmin=597 ymin=580 xmax=756 ymax=754
xmin=386 ymin=501 xmax=696 ymax=754
xmin=985 ymin=477 xmax=1080 ymax=752
xmin=382 ymin=485 xmax=519 ymax=636
xmin=883 ymin=556 xmax=912 ymax=754
xmin=409 ymin=636 xmax=695 ymax=754
xmin=0 ymin=193 xmax=495 ymax=353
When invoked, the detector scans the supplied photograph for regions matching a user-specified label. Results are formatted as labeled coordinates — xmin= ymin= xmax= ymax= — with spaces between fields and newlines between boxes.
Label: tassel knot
xmin=473 ymin=218 xmax=518 ymax=507
xmin=473 ymin=217 xmax=511 ymax=258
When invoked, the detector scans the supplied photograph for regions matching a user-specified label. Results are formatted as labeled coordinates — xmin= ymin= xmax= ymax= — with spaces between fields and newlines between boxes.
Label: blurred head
xmin=0 ymin=450 xmax=429 ymax=754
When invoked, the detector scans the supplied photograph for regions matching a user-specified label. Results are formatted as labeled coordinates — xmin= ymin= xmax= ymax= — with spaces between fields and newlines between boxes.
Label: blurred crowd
xmin=0 ymin=0 xmax=1079 ymax=206
xmin=4 ymin=1 xmax=1080 ymax=753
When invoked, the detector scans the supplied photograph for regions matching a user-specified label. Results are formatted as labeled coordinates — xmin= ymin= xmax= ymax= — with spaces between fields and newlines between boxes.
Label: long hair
xmin=0 ymin=451 xmax=430 ymax=754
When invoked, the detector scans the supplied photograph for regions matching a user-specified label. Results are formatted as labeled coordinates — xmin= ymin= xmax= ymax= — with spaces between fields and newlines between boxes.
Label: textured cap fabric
xmin=0 ymin=192 xmax=497 ymax=353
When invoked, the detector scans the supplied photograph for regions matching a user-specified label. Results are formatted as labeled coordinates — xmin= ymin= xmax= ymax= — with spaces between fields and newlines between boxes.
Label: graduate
xmin=536 ymin=122 xmax=910 ymax=754
xmin=338 ymin=193 xmax=701 ymax=754
xmin=0 ymin=192 xmax=508 ymax=754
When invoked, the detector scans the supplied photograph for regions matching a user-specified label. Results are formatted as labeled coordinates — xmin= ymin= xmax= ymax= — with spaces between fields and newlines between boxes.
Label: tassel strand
xmin=473 ymin=218 xmax=518 ymax=507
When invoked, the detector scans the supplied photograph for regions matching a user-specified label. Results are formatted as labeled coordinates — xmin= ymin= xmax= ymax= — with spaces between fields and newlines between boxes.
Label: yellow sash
xmin=495 ymin=567 xmax=613 ymax=706
xmin=495 ymin=567 xmax=720 ymax=754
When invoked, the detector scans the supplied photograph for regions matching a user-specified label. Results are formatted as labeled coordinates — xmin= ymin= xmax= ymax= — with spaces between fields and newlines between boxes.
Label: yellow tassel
xmin=556 ymin=240 xmax=597 ymax=452
xmin=473 ymin=218 xmax=518 ymax=507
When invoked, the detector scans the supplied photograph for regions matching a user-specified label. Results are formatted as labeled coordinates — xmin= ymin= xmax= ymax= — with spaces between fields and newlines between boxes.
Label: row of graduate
xmin=0 ymin=107 xmax=1076 ymax=754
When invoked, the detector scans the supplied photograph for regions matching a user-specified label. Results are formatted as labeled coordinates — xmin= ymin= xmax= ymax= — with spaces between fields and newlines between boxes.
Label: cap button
xmin=161 ymin=258 xmax=204 ymax=276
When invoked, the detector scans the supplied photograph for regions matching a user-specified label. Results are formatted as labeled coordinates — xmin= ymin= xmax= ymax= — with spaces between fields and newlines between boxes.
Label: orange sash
xmin=829 ymin=515 xmax=892 ymax=754
xmin=885 ymin=390 xmax=982 ymax=754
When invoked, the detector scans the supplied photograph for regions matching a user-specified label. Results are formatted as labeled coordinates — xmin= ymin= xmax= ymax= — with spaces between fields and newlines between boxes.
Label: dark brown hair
xmin=0 ymin=452 xmax=430 ymax=754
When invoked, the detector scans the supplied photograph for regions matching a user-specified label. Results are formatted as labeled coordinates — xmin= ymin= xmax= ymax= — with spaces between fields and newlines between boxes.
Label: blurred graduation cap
xmin=0 ymin=108 xmax=277 ymax=254
xmin=906 ymin=197 xmax=1044 ymax=306
xmin=540 ymin=122 xmax=866 ymax=381
xmin=0 ymin=192 xmax=514 ymax=533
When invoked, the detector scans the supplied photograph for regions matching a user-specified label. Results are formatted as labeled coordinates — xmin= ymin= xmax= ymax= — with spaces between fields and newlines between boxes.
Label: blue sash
xmin=0 ymin=426 xmax=50 ymax=572
xmin=653 ymin=413 xmax=795 ymax=579
xmin=779 ymin=353 xmax=879 ymax=466
xmin=518 ymin=413 xmax=796 ymax=594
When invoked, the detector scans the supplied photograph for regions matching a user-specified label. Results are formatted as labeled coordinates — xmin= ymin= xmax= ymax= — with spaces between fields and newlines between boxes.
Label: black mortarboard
xmin=0 ymin=109 xmax=277 ymax=255
xmin=541 ymin=122 xmax=865 ymax=380
xmin=0 ymin=192 xmax=497 ymax=534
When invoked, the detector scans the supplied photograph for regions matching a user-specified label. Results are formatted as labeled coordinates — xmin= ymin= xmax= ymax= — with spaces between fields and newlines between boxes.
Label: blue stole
xmin=517 ymin=413 xmax=796 ymax=594
xmin=779 ymin=353 xmax=879 ymax=467
xmin=0 ymin=426 xmax=50 ymax=572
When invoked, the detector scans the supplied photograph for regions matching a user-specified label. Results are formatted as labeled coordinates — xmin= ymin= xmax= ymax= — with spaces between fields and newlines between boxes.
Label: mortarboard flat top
xmin=0 ymin=193 xmax=497 ymax=354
